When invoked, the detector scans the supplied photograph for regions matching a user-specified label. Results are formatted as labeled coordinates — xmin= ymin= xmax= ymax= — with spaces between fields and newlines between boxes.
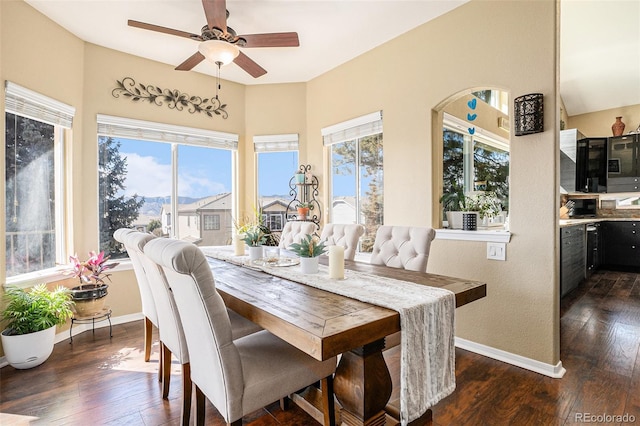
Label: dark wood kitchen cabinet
xmin=601 ymin=221 xmax=640 ymax=268
xmin=560 ymin=225 xmax=585 ymax=297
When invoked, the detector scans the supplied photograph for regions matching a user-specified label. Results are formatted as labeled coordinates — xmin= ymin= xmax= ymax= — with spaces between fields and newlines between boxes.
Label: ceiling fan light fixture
xmin=198 ymin=40 xmax=239 ymax=66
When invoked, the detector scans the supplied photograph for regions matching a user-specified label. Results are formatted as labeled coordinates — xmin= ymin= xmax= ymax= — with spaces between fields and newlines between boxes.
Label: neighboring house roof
xmin=261 ymin=198 xmax=291 ymax=212
xmin=159 ymin=193 xmax=232 ymax=214
xmin=193 ymin=193 xmax=232 ymax=212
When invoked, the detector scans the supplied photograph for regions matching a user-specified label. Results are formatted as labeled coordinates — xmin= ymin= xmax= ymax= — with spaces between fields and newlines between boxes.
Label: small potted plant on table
xmin=288 ymin=234 xmax=327 ymax=274
xmin=1 ymin=284 xmax=74 ymax=369
xmin=242 ymin=228 xmax=267 ymax=261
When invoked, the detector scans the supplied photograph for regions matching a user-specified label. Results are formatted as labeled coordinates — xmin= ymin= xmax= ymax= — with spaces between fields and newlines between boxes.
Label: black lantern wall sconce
xmin=514 ymin=93 xmax=544 ymax=136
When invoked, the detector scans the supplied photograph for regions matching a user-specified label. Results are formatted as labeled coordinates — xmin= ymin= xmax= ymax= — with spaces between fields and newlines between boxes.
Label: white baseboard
xmin=0 ymin=313 xmax=144 ymax=368
xmin=55 ymin=312 xmax=144 ymax=344
xmin=455 ymin=337 xmax=566 ymax=378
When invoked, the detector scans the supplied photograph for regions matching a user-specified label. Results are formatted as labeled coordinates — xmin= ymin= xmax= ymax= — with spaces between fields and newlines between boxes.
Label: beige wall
xmin=307 ymin=0 xmax=559 ymax=364
xmin=567 ymin=104 xmax=640 ymax=138
xmin=1 ymin=0 xmax=562 ymax=367
xmin=243 ymin=83 xmax=307 ymax=215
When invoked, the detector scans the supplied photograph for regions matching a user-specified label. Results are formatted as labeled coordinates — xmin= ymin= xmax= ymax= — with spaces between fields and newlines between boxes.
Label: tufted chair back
xmin=143 ymin=237 xmax=337 ymax=425
xmin=320 ymin=223 xmax=365 ymax=261
xmin=369 ymin=225 xmax=436 ymax=272
xmin=114 ymin=228 xmax=158 ymax=328
xmin=278 ymin=221 xmax=317 ymax=249
xmin=114 ymin=228 xmax=158 ymax=363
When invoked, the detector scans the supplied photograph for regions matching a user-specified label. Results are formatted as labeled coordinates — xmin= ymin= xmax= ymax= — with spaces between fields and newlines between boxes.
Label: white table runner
xmin=202 ymin=246 xmax=455 ymax=425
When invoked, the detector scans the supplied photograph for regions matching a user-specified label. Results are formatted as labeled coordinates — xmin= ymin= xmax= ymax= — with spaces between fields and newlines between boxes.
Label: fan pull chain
xmin=215 ymin=61 xmax=222 ymax=100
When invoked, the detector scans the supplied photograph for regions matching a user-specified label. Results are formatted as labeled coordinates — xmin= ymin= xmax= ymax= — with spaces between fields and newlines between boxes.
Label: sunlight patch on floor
xmin=100 ymin=345 xmax=182 ymax=375
xmin=0 ymin=412 xmax=39 ymax=425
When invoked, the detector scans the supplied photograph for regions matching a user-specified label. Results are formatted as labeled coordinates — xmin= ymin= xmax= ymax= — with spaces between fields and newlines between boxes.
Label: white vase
xmin=299 ymin=256 xmax=319 ymax=274
xmin=248 ymin=246 xmax=263 ymax=261
xmin=1 ymin=325 xmax=56 ymax=369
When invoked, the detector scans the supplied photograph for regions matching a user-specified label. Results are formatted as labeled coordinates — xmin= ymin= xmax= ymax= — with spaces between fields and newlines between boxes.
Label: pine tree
xmin=98 ymin=137 xmax=144 ymax=256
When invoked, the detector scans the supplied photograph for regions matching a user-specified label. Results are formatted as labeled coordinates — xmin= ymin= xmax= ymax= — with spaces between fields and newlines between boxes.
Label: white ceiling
xmin=23 ymin=0 xmax=640 ymax=117
xmin=560 ymin=0 xmax=640 ymax=116
xmin=24 ymin=0 xmax=468 ymax=86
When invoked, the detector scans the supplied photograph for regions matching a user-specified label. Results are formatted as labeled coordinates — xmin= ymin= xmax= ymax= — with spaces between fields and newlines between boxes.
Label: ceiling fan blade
xmin=175 ymin=52 xmax=206 ymax=71
xmin=239 ymin=32 xmax=300 ymax=48
xmin=234 ymin=51 xmax=267 ymax=78
xmin=128 ymin=20 xmax=202 ymax=41
xmin=202 ymin=0 xmax=227 ymax=33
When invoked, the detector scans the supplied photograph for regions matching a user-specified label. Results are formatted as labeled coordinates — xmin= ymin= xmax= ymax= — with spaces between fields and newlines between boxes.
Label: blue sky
xmin=113 ymin=138 xmax=360 ymax=200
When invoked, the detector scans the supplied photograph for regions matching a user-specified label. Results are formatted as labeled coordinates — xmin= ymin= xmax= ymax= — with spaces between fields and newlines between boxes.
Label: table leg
xmin=333 ymin=339 xmax=392 ymax=426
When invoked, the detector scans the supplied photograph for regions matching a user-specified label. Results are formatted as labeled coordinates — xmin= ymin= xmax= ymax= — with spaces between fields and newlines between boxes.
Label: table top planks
xmin=208 ymin=257 xmax=486 ymax=361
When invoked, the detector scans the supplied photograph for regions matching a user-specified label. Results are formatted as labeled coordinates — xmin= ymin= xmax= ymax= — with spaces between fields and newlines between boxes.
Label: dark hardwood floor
xmin=1 ymin=269 xmax=639 ymax=425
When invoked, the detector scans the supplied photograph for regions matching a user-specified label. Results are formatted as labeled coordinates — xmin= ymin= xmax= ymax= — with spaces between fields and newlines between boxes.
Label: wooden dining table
xmin=206 ymin=253 xmax=486 ymax=426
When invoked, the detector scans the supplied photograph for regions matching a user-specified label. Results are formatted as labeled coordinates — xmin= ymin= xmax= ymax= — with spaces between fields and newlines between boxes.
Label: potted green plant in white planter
xmin=440 ymin=187 xmax=469 ymax=230
xmin=1 ymin=284 xmax=74 ymax=369
xmin=288 ymin=234 xmax=327 ymax=274
xmin=243 ymin=228 xmax=267 ymax=261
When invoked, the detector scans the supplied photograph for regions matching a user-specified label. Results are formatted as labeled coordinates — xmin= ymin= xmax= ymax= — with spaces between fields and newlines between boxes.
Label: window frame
xmin=443 ymin=113 xmax=509 ymax=196
xmin=323 ymin=111 xmax=384 ymax=253
xmin=4 ymin=82 xmax=75 ymax=286
xmin=96 ymin=115 xmax=239 ymax=249
xmin=254 ymin=133 xmax=299 ymax=231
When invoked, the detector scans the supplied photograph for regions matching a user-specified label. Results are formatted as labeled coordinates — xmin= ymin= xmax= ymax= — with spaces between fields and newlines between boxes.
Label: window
xmin=204 ymin=214 xmax=220 ymax=230
xmin=264 ymin=213 xmax=284 ymax=231
xmin=472 ymin=90 xmax=509 ymax=115
xmin=442 ymin=113 xmax=509 ymax=213
xmin=254 ymin=134 xmax=299 ymax=232
xmin=5 ymin=82 xmax=75 ymax=279
xmin=97 ymin=115 xmax=238 ymax=255
xmin=323 ymin=112 xmax=383 ymax=252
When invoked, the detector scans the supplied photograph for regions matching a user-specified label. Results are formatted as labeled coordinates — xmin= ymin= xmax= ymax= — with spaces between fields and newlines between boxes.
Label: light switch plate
xmin=487 ymin=242 xmax=506 ymax=261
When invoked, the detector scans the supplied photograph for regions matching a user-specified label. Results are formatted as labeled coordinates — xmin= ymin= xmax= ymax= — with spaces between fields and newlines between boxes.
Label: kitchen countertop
xmin=559 ymin=217 xmax=640 ymax=227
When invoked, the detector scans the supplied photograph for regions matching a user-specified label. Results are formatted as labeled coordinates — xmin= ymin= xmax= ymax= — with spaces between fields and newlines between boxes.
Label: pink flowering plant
xmin=68 ymin=251 xmax=119 ymax=288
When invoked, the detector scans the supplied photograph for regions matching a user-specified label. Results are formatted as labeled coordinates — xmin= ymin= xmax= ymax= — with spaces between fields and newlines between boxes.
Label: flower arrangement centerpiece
xmin=288 ymin=234 xmax=327 ymax=274
xmin=67 ymin=251 xmax=119 ymax=316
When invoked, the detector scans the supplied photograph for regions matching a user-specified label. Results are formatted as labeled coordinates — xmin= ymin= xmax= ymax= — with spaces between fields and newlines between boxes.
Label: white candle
xmin=234 ymin=235 xmax=245 ymax=256
xmin=328 ymin=246 xmax=345 ymax=279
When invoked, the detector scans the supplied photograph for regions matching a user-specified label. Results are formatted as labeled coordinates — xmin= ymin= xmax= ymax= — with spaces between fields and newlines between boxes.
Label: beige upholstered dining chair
xmin=144 ymin=237 xmax=337 ymax=426
xmin=370 ymin=225 xmax=436 ymax=272
xmin=123 ymin=231 xmax=261 ymax=426
xmin=114 ymin=228 xmax=160 ymax=375
xmin=369 ymin=225 xmax=437 ymax=349
xmin=320 ymin=223 xmax=365 ymax=261
xmin=278 ymin=220 xmax=317 ymax=249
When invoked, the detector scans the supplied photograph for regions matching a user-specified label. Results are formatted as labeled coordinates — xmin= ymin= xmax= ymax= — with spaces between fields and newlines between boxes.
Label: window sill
xmin=4 ymin=261 xmax=133 ymax=289
xmin=435 ymin=228 xmax=512 ymax=243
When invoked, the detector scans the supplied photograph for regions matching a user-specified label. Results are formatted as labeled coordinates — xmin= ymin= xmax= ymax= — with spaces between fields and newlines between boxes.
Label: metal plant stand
xmin=286 ymin=164 xmax=321 ymax=231
xmin=69 ymin=308 xmax=113 ymax=343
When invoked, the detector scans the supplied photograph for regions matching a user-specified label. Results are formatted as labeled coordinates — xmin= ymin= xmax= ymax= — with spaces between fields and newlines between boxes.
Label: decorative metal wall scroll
xmin=112 ymin=77 xmax=228 ymax=119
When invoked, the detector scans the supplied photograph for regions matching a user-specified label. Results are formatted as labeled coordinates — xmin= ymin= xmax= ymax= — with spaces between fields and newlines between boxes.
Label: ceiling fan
xmin=128 ymin=0 xmax=299 ymax=78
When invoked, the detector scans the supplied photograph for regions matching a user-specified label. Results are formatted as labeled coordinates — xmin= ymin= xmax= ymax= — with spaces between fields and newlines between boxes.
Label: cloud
xmin=120 ymin=152 xmax=228 ymax=198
